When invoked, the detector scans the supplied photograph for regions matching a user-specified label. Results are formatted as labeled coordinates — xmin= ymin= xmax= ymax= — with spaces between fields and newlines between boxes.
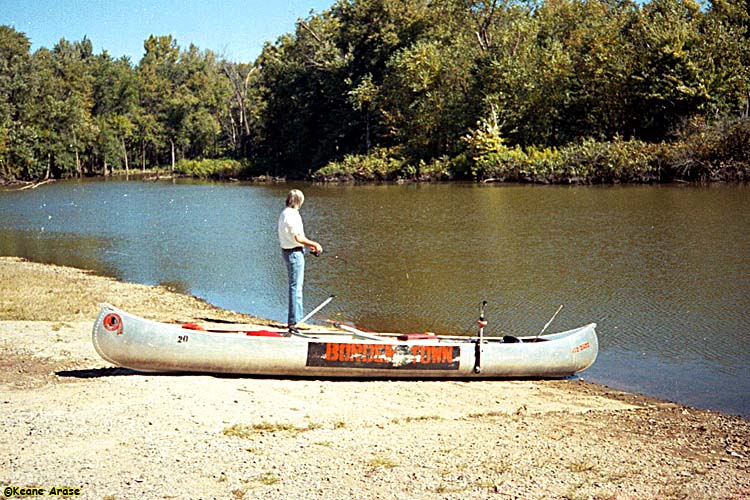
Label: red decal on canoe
xmin=306 ymin=343 xmax=460 ymax=370
xmin=245 ymin=330 xmax=285 ymax=337
xmin=571 ymin=342 xmax=591 ymax=353
xmin=102 ymin=313 xmax=123 ymax=335
xmin=182 ymin=323 xmax=206 ymax=331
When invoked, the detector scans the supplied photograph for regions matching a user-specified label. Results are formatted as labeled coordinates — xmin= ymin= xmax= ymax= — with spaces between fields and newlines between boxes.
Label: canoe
xmin=92 ymin=303 xmax=598 ymax=378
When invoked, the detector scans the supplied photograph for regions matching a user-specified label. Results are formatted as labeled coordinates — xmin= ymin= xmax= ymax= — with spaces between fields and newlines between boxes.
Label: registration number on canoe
xmin=571 ymin=342 xmax=591 ymax=354
xmin=307 ymin=343 xmax=460 ymax=370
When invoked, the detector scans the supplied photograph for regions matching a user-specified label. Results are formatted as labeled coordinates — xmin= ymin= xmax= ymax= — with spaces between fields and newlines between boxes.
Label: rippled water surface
xmin=1 ymin=179 xmax=748 ymax=416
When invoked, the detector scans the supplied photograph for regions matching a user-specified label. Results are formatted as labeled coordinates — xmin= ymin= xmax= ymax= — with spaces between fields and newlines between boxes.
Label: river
xmin=1 ymin=178 xmax=748 ymax=417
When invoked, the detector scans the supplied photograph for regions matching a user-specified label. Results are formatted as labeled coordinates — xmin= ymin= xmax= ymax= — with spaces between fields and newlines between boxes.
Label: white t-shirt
xmin=278 ymin=207 xmax=305 ymax=249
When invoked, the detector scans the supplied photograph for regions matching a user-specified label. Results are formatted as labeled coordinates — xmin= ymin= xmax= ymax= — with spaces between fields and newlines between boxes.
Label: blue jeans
xmin=282 ymin=248 xmax=305 ymax=325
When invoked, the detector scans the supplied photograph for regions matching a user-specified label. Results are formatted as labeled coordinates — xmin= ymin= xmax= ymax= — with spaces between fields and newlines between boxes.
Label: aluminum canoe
xmin=92 ymin=303 xmax=598 ymax=378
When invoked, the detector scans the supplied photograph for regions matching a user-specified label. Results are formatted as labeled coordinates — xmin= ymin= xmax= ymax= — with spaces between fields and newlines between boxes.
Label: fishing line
xmin=329 ymin=252 xmax=385 ymax=284
xmin=328 ymin=252 xmax=479 ymax=334
xmin=294 ymin=251 xmax=371 ymax=326
xmin=326 ymin=248 xmax=420 ymax=290
xmin=327 ymin=252 xmax=392 ymax=302
xmin=304 ymin=250 xmax=420 ymax=329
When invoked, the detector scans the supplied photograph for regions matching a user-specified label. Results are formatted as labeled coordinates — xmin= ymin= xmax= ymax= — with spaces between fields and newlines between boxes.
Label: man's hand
xmin=294 ymin=234 xmax=323 ymax=256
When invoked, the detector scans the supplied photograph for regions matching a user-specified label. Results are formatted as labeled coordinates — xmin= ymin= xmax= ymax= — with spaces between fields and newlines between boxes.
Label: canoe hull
xmin=92 ymin=304 xmax=598 ymax=378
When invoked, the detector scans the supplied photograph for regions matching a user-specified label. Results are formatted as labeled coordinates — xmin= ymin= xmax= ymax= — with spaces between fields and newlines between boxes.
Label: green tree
xmin=699 ymin=0 xmax=750 ymax=117
xmin=627 ymin=0 xmax=710 ymax=140
xmin=138 ymin=35 xmax=180 ymax=170
xmin=256 ymin=11 xmax=354 ymax=176
xmin=50 ymin=37 xmax=98 ymax=177
xmin=92 ymin=52 xmax=138 ymax=174
xmin=0 ymin=26 xmax=33 ymax=179
xmin=379 ymin=37 xmax=476 ymax=162
xmin=177 ymin=45 xmax=232 ymax=159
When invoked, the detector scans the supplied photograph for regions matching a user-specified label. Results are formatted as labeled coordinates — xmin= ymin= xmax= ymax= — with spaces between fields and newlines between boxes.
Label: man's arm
xmin=294 ymin=234 xmax=323 ymax=254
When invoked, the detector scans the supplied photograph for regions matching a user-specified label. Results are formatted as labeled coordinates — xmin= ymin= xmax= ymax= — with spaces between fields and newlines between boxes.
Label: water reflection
xmin=0 ymin=229 xmax=121 ymax=279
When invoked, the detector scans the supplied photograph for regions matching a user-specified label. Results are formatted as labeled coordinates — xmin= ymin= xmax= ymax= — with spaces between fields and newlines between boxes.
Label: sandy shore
xmin=0 ymin=256 xmax=748 ymax=500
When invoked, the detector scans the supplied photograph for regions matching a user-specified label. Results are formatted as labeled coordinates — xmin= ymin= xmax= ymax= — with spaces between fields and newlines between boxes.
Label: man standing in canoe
xmin=278 ymin=189 xmax=323 ymax=335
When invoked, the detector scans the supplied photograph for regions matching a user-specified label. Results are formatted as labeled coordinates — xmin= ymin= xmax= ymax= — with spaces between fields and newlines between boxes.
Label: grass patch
xmin=467 ymin=410 xmax=507 ymax=419
xmin=477 ymin=479 xmax=499 ymax=490
xmin=392 ymin=414 xmax=443 ymax=424
xmin=568 ymin=459 xmax=596 ymax=473
xmin=485 ymin=460 xmax=510 ymax=475
xmin=234 ymin=472 xmax=282 ymax=493
xmin=223 ymin=421 xmax=321 ymax=438
xmin=562 ymin=484 xmax=588 ymax=500
xmin=367 ymin=455 xmax=398 ymax=470
xmin=405 ymin=414 xmax=442 ymax=422
xmin=257 ymin=473 xmax=280 ymax=485
xmin=435 ymin=483 xmax=462 ymax=494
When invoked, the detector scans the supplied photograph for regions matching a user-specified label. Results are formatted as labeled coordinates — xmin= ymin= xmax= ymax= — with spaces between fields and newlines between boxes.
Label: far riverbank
xmin=3 ymin=118 xmax=750 ymax=185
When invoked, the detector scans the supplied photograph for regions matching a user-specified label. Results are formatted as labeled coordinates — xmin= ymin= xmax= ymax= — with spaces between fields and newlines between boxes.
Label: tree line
xmin=1 ymin=0 xmax=749 ymax=183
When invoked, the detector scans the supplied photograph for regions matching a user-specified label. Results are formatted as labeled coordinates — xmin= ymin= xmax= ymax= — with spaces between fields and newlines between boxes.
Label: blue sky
xmin=0 ymin=0 xmax=334 ymax=63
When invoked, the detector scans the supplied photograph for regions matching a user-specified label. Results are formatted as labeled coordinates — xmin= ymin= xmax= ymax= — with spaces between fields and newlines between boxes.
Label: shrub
xmin=314 ymin=118 xmax=750 ymax=183
xmin=312 ymin=147 xmax=407 ymax=181
xmin=174 ymin=158 xmax=245 ymax=179
xmin=663 ymin=117 xmax=750 ymax=181
xmin=558 ymin=138 xmax=661 ymax=183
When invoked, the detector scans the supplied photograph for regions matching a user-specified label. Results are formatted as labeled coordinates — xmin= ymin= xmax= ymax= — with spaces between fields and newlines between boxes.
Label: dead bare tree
xmin=223 ymin=63 xmax=256 ymax=155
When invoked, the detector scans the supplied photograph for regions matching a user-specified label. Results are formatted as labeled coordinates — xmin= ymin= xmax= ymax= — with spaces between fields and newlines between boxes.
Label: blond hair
xmin=286 ymin=189 xmax=305 ymax=209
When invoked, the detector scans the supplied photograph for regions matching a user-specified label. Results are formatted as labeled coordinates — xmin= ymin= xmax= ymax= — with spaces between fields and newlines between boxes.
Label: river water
xmin=1 ymin=179 xmax=748 ymax=417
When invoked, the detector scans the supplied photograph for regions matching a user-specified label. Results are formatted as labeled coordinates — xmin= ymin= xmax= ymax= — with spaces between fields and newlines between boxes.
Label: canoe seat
xmin=397 ymin=333 xmax=437 ymax=341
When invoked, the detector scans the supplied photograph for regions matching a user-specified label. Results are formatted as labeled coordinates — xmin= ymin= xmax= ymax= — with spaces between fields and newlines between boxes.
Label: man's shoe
xmin=287 ymin=326 xmax=300 ymax=336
